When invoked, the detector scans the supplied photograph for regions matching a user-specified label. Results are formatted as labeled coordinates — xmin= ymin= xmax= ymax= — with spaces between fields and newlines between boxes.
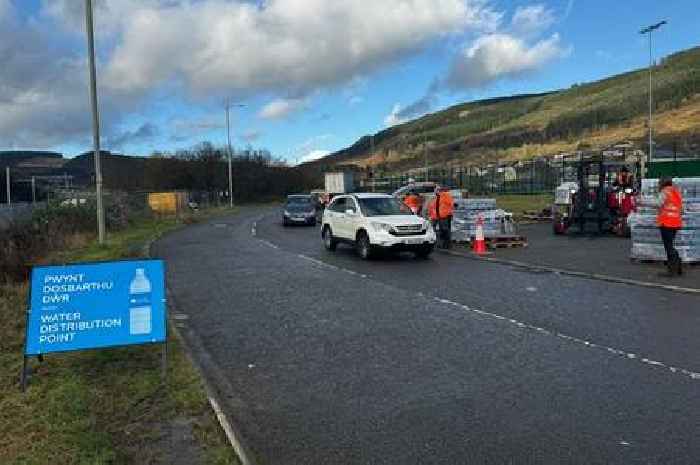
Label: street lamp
xmin=225 ymin=100 xmax=246 ymax=208
xmin=640 ymin=20 xmax=667 ymax=175
xmin=84 ymin=0 xmax=105 ymax=244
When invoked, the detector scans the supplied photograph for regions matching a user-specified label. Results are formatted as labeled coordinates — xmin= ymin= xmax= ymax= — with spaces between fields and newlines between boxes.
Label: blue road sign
xmin=25 ymin=260 xmax=166 ymax=355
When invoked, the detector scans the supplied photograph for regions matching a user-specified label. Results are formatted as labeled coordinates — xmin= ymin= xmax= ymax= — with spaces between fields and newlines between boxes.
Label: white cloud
xmin=299 ymin=149 xmax=331 ymax=164
xmin=93 ymin=0 xmax=499 ymax=97
xmin=510 ymin=5 xmax=555 ymax=37
xmin=446 ymin=33 xmax=569 ymax=89
xmin=384 ymin=104 xmax=407 ymax=127
xmin=258 ymin=98 xmax=307 ymax=120
xmin=295 ymin=134 xmax=333 ymax=163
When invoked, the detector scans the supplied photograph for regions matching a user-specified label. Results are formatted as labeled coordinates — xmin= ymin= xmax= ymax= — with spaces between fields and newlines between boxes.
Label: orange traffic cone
xmin=472 ymin=216 xmax=487 ymax=255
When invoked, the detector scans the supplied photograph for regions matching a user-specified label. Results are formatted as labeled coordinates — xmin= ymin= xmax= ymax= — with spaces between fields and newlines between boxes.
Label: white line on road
xmin=252 ymin=227 xmax=700 ymax=382
xmin=433 ymin=296 xmax=700 ymax=382
xmin=259 ymin=239 xmax=278 ymax=249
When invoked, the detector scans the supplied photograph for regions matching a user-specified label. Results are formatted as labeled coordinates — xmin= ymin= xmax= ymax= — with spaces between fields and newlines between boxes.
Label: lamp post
xmin=640 ymin=20 xmax=667 ymax=177
xmin=85 ymin=0 xmax=105 ymax=244
xmin=225 ymin=100 xmax=246 ymax=208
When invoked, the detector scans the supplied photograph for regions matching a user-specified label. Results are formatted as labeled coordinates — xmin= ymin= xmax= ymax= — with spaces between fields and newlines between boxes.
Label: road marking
xmin=259 ymin=239 xmax=278 ymax=250
xmin=251 ymin=222 xmax=257 ymax=237
xmin=433 ymin=296 xmax=700 ymax=382
xmin=208 ymin=395 xmax=255 ymax=465
xmin=296 ymin=253 xmax=369 ymax=278
xmin=251 ymin=219 xmax=699 ymax=381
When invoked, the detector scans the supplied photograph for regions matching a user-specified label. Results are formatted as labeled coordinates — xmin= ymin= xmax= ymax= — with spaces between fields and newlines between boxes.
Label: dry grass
xmin=0 ymin=208 xmax=239 ymax=465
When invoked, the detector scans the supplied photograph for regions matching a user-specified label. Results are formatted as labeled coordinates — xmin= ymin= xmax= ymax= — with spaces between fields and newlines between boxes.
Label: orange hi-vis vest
xmin=428 ymin=199 xmax=438 ymax=221
xmin=404 ymin=194 xmax=422 ymax=212
xmin=436 ymin=192 xmax=454 ymax=219
xmin=657 ymin=186 xmax=683 ymax=228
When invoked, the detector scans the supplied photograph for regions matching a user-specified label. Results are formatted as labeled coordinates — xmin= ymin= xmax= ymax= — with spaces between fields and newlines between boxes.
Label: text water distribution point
xmin=25 ymin=260 xmax=166 ymax=355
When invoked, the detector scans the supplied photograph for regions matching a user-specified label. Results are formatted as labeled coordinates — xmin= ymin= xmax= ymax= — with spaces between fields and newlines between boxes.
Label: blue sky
xmin=1 ymin=0 xmax=698 ymax=163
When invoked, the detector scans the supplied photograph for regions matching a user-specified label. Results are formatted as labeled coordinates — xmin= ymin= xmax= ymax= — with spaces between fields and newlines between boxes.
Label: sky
xmin=0 ymin=0 xmax=698 ymax=164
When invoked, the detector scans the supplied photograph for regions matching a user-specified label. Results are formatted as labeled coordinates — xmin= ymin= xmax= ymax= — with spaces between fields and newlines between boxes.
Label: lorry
xmin=325 ymin=172 xmax=355 ymax=195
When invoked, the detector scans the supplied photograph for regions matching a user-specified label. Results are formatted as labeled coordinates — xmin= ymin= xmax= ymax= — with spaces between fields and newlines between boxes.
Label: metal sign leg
xmin=20 ymin=356 xmax=28 ymax=392
xmin=161 ymin=342 xmax=167 ymax=381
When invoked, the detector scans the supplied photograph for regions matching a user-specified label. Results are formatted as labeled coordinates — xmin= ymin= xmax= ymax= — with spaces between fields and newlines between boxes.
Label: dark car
xmin=283 ymin=194 xmax=317 ymax=226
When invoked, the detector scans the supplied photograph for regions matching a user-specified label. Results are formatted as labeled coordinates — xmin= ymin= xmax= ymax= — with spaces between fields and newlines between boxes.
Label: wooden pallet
xmin=485 ymin=236 xmax=528 ymax=249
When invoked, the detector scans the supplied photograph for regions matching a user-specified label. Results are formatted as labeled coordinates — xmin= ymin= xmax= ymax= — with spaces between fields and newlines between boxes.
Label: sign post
xmin=21 ymin=259 xmax=167 ymax=390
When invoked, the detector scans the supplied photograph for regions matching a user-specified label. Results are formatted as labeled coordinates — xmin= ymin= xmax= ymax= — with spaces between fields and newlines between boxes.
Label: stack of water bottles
xmin=629 ymin=178 xmax=700 ymax=263
xmin=451 ymin=198 xmax=513 ymax=242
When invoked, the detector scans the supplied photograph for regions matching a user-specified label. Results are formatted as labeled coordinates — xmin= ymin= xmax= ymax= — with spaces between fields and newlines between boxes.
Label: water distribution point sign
xmin=25 ymin=260 xmax=167 ymax=355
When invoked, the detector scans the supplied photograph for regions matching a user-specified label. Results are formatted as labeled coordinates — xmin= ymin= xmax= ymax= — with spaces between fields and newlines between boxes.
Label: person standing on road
xmin=435 ymin=186 xmax=454 ymax=249
xmin=656 ymin=177 xmax=684 ymax=276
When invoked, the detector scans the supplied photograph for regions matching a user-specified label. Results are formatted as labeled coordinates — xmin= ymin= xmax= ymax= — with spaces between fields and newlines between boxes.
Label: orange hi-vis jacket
xmin=428 ymin=198 xmax=438 ymax=221
xmin=436 ymin=191 xmax=454 ymax=219
xmin=404 ymin=194 xmax=422 ymax=213
xmin=657 ymin=186 xmax=683 ymax=228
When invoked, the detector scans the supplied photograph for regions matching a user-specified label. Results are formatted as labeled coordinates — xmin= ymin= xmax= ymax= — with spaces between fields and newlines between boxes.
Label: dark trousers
xmin=659 ymin=227 xmax=681 ymax=273
xmin=438 ymin=217 xmax=452 ymax=248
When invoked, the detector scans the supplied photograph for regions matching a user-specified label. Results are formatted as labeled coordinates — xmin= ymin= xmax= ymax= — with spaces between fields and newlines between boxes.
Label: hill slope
xmin=317 ymin=45 xmax=700 ymax=173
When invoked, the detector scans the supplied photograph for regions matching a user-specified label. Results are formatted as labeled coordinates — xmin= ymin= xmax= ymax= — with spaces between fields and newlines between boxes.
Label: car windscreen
xmin=286 ymin=197 xmax=313 ymax=209
xmin=358 ymin=197 xmax=412 ymax=216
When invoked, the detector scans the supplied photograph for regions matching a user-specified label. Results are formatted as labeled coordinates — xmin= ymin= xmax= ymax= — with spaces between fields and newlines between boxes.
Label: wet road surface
xmin=155 ymin=207 xmax=700 ymax=465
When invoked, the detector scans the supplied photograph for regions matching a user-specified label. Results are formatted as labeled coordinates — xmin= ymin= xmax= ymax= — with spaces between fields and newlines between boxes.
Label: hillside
xmin=316 ymin=45 xmax=700 ymax=173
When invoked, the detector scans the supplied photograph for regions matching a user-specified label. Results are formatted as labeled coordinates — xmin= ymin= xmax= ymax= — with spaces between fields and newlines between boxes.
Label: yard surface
xmin=0 ymin=210 xmax=239 ymax=465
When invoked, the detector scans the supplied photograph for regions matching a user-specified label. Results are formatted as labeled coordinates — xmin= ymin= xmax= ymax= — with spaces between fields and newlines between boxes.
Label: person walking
xmin=656 ymin=177 xmax=683 ymax=276
xmin=435 ymin=186 xmax=454 ymax=249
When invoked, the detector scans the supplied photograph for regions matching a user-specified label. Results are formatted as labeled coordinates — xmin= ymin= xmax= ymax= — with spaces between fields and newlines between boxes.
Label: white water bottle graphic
xmin=129 ymin=268 xmax=152 ymax=335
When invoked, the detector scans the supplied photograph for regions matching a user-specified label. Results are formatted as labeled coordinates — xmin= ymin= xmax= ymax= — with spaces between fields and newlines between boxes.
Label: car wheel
xmin=415 ymin=244 xmax=433 ymax=259
xmin=356 ymin=232 xmax=373 ymax=260
xmin=323 ymin=226 xmax=337 ymax=251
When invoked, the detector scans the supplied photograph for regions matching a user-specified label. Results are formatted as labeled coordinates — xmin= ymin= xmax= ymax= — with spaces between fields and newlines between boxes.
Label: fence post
xmin=5 ymin=166 xmax=10 ymax=207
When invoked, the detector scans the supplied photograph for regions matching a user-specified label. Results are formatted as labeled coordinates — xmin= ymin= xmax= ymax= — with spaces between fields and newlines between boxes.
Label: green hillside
xmin=317 ymin=45 xmax=700 ymax=173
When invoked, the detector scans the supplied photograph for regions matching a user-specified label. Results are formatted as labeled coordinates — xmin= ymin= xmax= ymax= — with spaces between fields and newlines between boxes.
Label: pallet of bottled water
xmin=631 ymin=178 xmax=700 ymax=263
xmin=453 ymin=198 xmax=498 ymax=212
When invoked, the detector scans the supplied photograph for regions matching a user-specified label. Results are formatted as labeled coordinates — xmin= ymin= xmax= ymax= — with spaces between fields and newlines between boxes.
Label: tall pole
xmin=85 ymin=0 xmax=105 ymax=244
xmin=423 ymin=135 xmax=428 ymax=182
xmin=224 ymin=101 xmax=245 ymax=208
xmin=648 ymin=31 xmax=652 ymax=167
xmin=640 ymin=20 xmax=666 ymax=178
xmin=225 ymin=101 xmax=233 ymax=208
xmin=5 ymin=166 xmax=10 ymax=207
xmin=370 ymin=135 xmax=375 ymax=192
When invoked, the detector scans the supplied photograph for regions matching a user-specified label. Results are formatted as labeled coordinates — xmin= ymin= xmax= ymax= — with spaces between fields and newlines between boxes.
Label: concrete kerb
xmin=146 ymin=236 xmax=257 ymax=465
xmin=437 ymin=248 xmax=700 ymax=295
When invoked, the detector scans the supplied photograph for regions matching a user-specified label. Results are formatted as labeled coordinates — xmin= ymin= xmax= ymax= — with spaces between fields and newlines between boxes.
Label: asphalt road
xmin=155 ymin=206 xmax=700 ymax=465
xmin=494 ymin=223 xmax=698 ymax=289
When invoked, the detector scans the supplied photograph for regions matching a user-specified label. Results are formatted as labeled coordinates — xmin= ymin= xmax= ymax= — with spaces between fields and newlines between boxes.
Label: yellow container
xmin=148 ymin=192 xmax=187 ymax=215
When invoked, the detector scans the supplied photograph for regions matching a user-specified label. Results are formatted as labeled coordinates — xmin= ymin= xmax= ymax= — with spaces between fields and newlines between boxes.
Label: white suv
xmin=321 ymin=193 xmax=436 ymax=259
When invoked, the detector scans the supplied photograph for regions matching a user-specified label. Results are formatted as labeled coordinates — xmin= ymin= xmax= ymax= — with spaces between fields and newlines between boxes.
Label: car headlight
xmin=284 ymin=210 xmax=290 ymax=216
xmin=371 ymin=222 xmax=393 ymax=233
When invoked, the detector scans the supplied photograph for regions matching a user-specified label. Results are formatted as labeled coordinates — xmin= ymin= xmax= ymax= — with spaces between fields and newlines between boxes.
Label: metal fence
xmin=362 ymin=150 xmax=700 ymax=195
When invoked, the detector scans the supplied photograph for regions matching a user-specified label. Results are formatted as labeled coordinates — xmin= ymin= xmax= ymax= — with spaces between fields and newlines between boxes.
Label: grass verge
xmin=493 ymin=194 xmax=553 ymax=218
xmin=0 ymin=207 xmax=239 ymax=465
